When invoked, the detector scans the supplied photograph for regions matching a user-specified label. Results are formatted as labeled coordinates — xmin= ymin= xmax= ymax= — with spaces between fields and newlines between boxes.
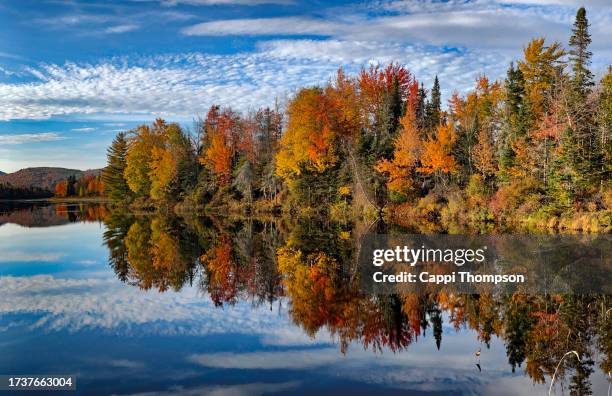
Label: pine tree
xmin=569 ymin=7 xmax=594 ymax=96
xmin=599 ymin=67 xmax=612 ymax=183
xmin=380 ymin=76 xmax=403 ymax=141
xmin=416 ymin=83 xmax=427 ymax=131
xmin=102 ymin=132 xmax=132 ymax=202
xmin=426 ymin=76 xmax=441 ymax=130
xmin=499 ymin=63 xmax=529 ymax=181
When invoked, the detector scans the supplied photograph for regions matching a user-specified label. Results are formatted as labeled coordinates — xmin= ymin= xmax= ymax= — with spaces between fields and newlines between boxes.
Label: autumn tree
xmin=150 ymin=123 xmax=195 ymax=202
xmin=275 ymin=86 xmax=352 ymax=206
xmin=124 ymin=121 xmax=165 ymax=197
xmin=252 ymin=106 xmax=283 ymax=201
xmin=518 ymin=38 xmax=565 ymax=120
xmin=55 ymin=181 xmax=68 ymax=197
xmin=375 ymin=80 xmax=422 ymax=199
xmin=357 ymin=64 xmax=415 ymax=207
xmin=418 ymin=122 xmax=458 ymax=184
xmin=199 ymin=107 xmax=239 ymax=187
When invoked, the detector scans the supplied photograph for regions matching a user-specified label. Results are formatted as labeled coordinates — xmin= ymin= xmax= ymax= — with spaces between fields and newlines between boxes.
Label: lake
xmin=0 ymin=202 xmax=610 ymax=395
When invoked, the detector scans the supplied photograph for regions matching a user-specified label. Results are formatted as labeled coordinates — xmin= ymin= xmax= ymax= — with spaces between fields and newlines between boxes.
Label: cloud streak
xmin=161 ymin=0 xmax=292 ymax=5
xmin=1 ymin=0 xmax=610 ymax=123
xmin=0 ymin=43 xmax=512 ymax=121
xmin=105 ymin=24 xmax=140 ymax=34
xmin=0 ymin=133 xmax=65 ymax=144
xmin=180 ymin=2 xmax=611 ymax=51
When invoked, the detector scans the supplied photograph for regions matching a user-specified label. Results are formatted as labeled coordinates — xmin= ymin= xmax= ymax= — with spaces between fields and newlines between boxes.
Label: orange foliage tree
xmin=375 ymin=79 xmax=423 ymax=195
xmin=275 ymin=87 xmax=340 ymax=182
xmin=418 ymin=123 xmax=458 ymax=178
xmin=199 ymin=107 xmax=239 ymax=186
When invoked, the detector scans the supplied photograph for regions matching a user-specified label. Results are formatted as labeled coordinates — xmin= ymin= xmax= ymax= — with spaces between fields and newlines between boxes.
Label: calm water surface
xmin=0 ymin=202 xmax=609 ymax=395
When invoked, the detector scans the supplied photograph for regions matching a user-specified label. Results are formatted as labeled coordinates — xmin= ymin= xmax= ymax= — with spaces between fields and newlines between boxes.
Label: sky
xmin=0 ymin=0 xmax=610 ymax=173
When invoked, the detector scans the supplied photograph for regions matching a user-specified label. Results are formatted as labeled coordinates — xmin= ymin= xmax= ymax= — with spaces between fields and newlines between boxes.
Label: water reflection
xmin=0 ymin=202 xmax=610 ymax=395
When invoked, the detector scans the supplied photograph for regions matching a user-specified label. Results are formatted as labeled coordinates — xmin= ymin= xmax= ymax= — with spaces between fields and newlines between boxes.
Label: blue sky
xmin=0 ymin=0 xmax=610 ymax=173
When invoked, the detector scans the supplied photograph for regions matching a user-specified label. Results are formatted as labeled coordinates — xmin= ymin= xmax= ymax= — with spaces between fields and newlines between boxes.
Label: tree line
xmin=54 ymin=174 xmax=104 ymax=198
xmin=0 ymin=183 xmax=53 ymax=200
xmin=102 ymin=7 xmax=610 ymax=230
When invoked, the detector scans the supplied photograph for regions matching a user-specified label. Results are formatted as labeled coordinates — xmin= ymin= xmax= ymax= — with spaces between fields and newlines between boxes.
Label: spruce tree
xmin=499 ymin=63 xmax=530 ymax=182
xmin=426 ymin=76 xmax=441 ymax=130
xmin=102 ymin=132 xmax=131 ymax=202
xmin=569 ymin=7 xmax=594 ymax=96
xmin=416 ymin=83 xmax=427 ymax=131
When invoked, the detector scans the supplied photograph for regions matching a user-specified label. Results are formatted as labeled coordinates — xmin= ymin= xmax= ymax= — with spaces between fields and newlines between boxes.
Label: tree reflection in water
xmin=100 ymin=208 xmax=611 ymax=395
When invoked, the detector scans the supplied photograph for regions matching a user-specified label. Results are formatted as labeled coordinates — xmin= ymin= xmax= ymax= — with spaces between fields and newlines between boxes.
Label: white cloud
xmin=2 ymin=273 xmax=608 ymax=394
xmin=105 ymin=24 xmax=140 ymax=34
xmin=0 ymin=251 xmax=64 ymax=262
xmin=259 ymin=326 xmax=330 ymax=346
xmin=0 ymin=43 xmax=511 ymax=122
xmin=493 ymin=0 xmax=611 ymax=6
xmin=180 ymin=4 xmax=611 ymax=50
xmin=109 ymin=359 xmax=146 ymax=369
xmin=181 ymin=1 xmax=611 ymax=52
xmin=118 ymin=381 xmax=300 ymax=396
xmin=71 ymin=127 xmax=96 ymax=132
xmin=0 ymin=133 xmax=65 ymax=144
xmin=161 ymin=0 xmax=293 ymax=6
xmin=188 ymin=349 xmax=341 ymax=369
xmin=1 ymin=0 xmax=610 ymax=124
xmin=74 ymin=259 xmax=98 ymax=265
xmin=0 ymin=275 xmax=321 ymax=340
xmin=181 ymin=17 xmax=340 ymax=36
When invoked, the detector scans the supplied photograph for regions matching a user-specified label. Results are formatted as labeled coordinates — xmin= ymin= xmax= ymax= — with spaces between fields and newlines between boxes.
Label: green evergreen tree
xmin=499 ymin=63 xmax=529 ymax=182
xmin=426 ymin=76 xmax=441 ymax=130
xmin=569 ymin=7 xmax=594 ymax=96
xmin=416 ymin=83 xmax=428 ymax=131
xmin=102 ymin=132 xmax=132 ymax=202
xmin=599 ymin=68 xmax=612 ymax=184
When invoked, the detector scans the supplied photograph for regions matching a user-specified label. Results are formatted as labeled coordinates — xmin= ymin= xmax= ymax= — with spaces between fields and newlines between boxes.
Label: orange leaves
xmin=205 ymin=126 xmax=234 ymax=185
xmin=418 ymin=123 xmax=458 ymax=175
xmin=519 ymin=38 xmax=565 ymax=118
xmin=54 ymin=181 xmax=68 ymax=197
xmin=200 ymin=107 xmax=238 ymax=186
xmin=375 ymin=108 xmax=422 ymax=193
xmin=474 ymin=128 xmax=497 ymax=177
xmin=275 ymin=88 xmax=339 ymax=181
xmin=325 ymin=68 xmax=361 ymax=141
xmin=201 ymin=235 xmax=237 ymax=306
xmin=358 ymin=63 xmax=414 ymax=129
xmin=277 ymin=246 xmax=344 ymax=336
xmin=359 ymin=63 xmax=412 ymax=105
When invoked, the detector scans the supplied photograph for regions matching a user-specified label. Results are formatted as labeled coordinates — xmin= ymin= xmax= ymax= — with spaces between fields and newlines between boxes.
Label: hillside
xmin=0 ymin=167 xmax=103 ymax=190
xmin=0 ymin=171 xmax=5 ymax=175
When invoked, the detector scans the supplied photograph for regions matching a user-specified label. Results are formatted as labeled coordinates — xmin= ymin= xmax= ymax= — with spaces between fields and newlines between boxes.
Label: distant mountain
xmin=0 ymin=167 xmax=103 ymax=190
xmin=0 ymin=170 xmax=5 ymax=175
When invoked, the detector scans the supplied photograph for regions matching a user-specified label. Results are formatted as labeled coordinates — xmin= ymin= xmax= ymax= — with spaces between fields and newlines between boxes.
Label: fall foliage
xmin=97 ymin=8 xmax=609 ymax=231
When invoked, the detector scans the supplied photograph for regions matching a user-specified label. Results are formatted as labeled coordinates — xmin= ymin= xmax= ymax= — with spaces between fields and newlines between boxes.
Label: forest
xmin=54 ymin=174 xmax=105 ymax=198
xmin=98 ymin=7 xmax=611 ymax=232
xmin=0 ymin=183 xmax=53 ymax=200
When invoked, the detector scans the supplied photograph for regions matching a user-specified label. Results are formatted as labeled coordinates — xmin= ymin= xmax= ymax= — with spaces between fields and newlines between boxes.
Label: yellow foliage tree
xmin=275 ymin=88 xmax=339 ymax=182
xmin=518 ymin=38 xmax=565 ymax=119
